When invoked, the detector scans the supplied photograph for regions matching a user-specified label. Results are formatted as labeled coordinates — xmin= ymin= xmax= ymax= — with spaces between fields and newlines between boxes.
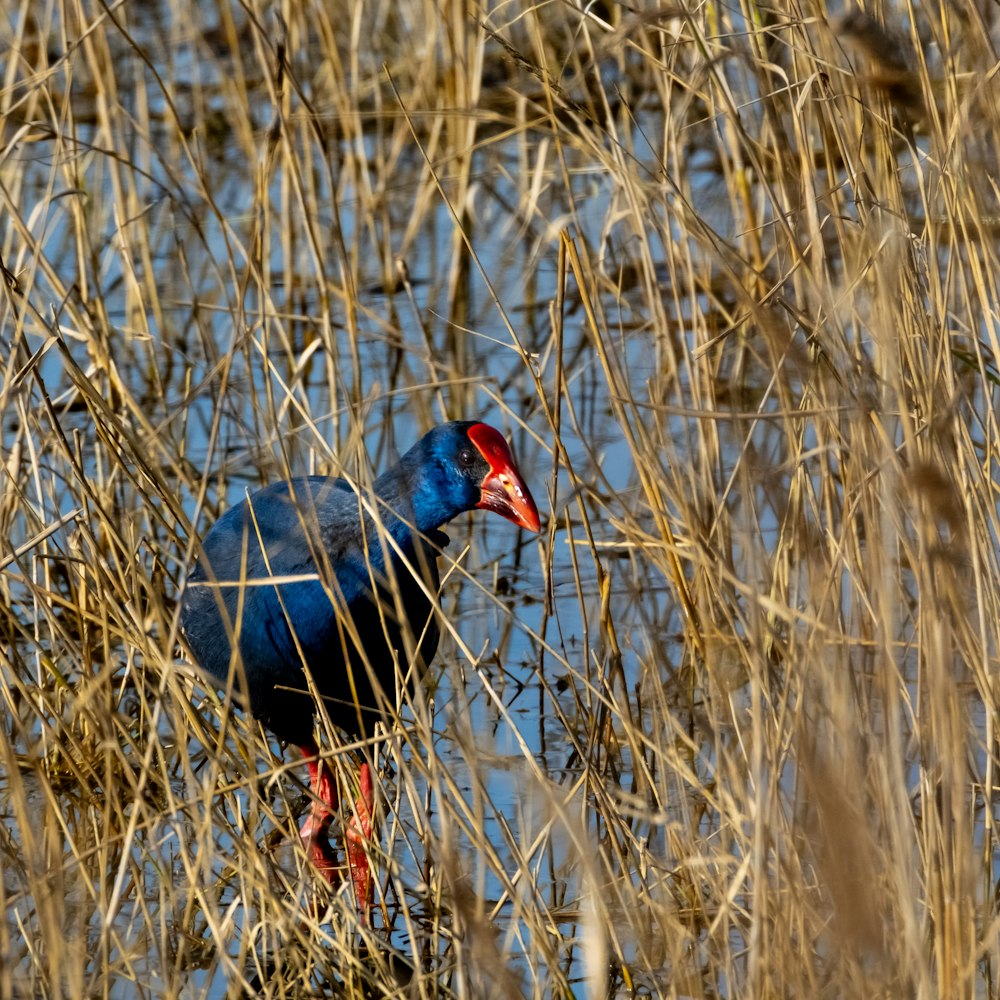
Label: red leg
xmin=345 ymin=762 xmax=375 ymax=912
xmin=295 ymin=747 xmax=376 ymax=915
xmin=296 ymin=744 xmax=339 ymax=882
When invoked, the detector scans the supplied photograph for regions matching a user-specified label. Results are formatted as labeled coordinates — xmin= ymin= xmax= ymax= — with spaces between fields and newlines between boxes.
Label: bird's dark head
xmin=403 ymin=421 xmax=541 ymax=533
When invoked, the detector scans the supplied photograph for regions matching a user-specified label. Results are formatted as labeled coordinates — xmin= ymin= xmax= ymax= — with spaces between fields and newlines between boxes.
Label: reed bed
xmin=2 ymin=0 xmax=1000 ymax=996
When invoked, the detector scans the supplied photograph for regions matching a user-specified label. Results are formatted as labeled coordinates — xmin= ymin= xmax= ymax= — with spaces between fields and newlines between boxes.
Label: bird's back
xmin=180 ymin=476 xmax=445 ymax=743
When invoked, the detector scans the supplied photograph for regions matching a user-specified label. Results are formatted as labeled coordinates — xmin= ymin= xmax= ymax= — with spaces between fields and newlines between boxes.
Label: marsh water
xmin=4 ymin=0 xmax=999 ymax=997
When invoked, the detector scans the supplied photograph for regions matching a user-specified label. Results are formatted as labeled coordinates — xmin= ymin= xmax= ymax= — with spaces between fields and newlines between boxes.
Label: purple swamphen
xmin=180 ymin=421 xmax=540 ymax=907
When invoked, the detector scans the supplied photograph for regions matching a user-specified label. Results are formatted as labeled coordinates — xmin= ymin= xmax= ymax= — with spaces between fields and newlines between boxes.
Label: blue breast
xmin=180 ymin=477 xmax=446 ymax=744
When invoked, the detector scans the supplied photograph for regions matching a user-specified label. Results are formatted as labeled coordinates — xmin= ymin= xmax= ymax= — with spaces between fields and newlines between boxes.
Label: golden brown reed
xmin=1 ymin=0 xmax=999 ymax=996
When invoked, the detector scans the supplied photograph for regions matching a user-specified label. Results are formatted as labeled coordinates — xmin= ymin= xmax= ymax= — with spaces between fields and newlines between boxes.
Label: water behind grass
xmin=3 ymin=1 xmax=1000 ymax=997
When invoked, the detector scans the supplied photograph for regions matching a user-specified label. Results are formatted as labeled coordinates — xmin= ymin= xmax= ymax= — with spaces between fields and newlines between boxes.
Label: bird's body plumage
xmin=181 ymin=421 xmax=537 ymax=745
xmin=182 ymin=474 xmax=445 ymax=742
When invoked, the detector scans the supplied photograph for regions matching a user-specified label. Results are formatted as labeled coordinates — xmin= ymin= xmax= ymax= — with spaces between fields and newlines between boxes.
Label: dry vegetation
xmin=3 ymin=0 xmax=1000 ymax=996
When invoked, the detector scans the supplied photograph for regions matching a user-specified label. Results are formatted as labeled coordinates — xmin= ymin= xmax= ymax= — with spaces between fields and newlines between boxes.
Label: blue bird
xmin=180 ymin=421 xmax=540 ymax=904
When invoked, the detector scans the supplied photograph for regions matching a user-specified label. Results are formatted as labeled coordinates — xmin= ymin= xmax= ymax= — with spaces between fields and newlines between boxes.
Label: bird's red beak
xmin=468 ymin=423 xmax=541 ymax=533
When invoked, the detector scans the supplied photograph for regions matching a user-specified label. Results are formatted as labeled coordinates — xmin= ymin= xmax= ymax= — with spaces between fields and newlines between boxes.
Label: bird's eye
xmin=458 ymin=448 xmax=476 ymax=468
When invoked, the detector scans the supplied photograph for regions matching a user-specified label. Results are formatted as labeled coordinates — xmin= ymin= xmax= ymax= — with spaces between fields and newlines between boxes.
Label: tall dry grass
xmin=2 ymin=0 xmax=1000 ymax=996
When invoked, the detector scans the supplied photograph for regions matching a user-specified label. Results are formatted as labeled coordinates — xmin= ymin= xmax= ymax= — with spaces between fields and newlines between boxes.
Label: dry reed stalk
xmin=1 ymin=0 xmax=1000 ymax=996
